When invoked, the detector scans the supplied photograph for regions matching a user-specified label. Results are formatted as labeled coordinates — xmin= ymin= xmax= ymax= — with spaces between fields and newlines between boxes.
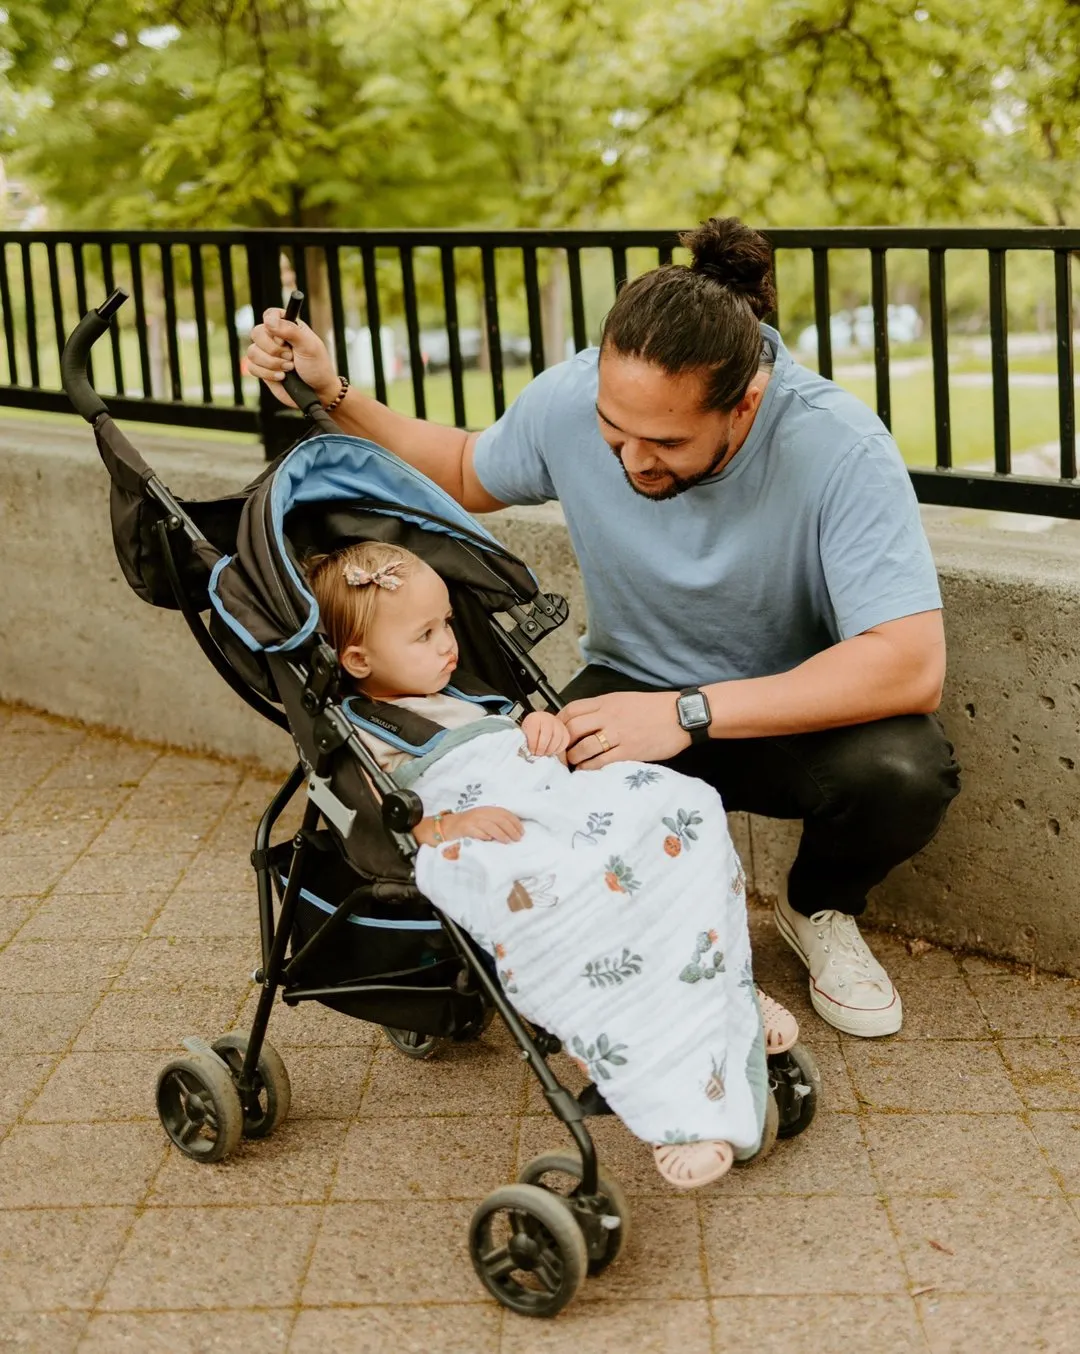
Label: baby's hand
xmin=449 ymin=806 xmax=524 ymax=844
xmin=522 ymin=710 xmax=570 ymax=761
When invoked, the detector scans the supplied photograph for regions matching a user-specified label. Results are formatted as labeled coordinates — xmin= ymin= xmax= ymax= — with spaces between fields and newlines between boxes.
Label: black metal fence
xmin=0 ymin=227 xmax=1077 ymax=517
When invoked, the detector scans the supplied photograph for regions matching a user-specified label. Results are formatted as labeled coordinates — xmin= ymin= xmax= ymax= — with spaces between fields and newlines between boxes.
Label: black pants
xmin=560 ymin=664 xmax=962 ymax=918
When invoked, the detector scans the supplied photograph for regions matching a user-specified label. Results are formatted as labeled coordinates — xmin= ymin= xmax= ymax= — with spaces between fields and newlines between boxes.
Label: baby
xmin=307 ymin=540 xmax=798 ymax=1189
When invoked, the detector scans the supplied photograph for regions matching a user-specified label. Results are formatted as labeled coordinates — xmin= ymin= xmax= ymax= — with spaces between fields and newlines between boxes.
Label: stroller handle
xmin=61 ymin=288 xmax=129 ymax=425
xmin=279 ymin=290 xmax=341 ymax=436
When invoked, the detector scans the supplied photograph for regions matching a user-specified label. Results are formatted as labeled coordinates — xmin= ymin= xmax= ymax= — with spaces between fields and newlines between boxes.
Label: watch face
xmin=678 ymin=693 xmax=709 ymax=728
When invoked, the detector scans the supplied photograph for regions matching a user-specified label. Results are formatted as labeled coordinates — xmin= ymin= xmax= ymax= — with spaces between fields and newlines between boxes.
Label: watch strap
xmin=678 ymin=686 xmax=712 ymax=745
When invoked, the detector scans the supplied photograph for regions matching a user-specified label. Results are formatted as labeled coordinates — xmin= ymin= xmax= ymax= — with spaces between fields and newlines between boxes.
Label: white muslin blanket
xmin=411 ymin=724 xmax=767 ymax=1150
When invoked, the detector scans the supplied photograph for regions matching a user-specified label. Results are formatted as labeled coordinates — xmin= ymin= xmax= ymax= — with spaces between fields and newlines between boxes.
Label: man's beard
xmin=618 ymin=433 xmax=732 ymax=502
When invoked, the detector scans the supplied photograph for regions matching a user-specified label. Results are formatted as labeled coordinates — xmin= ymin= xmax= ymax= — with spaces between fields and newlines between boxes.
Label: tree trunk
xmin=477 ymin=278 xmax=490 ymax=374
xmin=541 ymin=252 xmax=567 ymax=365
xmin=148 ymin=315 xmax=165 ymax=399
xmin=303 ymin=247 xmax=334 ymax=357
xmin=145 ymin=273 xmax=166 ymax=398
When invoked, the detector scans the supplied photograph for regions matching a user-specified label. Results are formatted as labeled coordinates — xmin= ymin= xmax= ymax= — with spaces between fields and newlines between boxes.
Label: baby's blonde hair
xmin=305 ymin=542 xmax=425 ymax=656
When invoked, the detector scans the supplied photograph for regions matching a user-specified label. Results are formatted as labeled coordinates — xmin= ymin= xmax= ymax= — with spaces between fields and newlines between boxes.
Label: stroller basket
xmin=270 ymin=833 xmax=482 ymax=1035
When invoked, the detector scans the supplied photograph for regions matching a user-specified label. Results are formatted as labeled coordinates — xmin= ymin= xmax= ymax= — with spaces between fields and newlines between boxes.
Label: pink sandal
xmin=758 ymin=988 xmax=799 ymax=1053
xmin=653 ymin=1139 xmax=734 ymax=1189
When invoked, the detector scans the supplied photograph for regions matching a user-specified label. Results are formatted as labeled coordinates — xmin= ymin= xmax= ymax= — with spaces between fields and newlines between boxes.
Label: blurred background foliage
xmin=2 ymin=0 xmax=1078 ymax=233
xmin=0 ymin=1 xmax=1077 ymax=456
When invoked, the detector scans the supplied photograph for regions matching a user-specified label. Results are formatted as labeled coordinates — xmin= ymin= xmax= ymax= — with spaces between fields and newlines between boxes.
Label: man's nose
xmin=621 ymin=440 xmax=657 ymax=473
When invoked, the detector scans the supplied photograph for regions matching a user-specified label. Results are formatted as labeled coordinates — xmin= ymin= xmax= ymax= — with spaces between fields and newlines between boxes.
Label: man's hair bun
xmin=679 ymin=217 xmax=776 ymax=319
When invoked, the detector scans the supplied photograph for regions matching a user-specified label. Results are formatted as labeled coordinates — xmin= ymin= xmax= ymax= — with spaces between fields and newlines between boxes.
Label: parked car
xmin=796 ymin=304 xmax=923 ymax=354
xmin=420 ymin=327 xmax=533 ymax=372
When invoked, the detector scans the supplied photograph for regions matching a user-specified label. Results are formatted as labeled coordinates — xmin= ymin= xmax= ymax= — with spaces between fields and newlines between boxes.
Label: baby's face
xmin=348 ymin=561 xmax=458 ymax=698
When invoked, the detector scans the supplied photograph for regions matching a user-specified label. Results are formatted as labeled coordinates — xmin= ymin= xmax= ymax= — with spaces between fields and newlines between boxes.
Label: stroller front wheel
xmin=518 ymin=1151 xmax=631 ymax=1274
xmin=210 ymin=1033 xmax=291 ymax=1139
xmin=156 ymin=1051 xmax=244 ymax=1163
xmin=469 ymin=1183 xmax=587 ymax=1317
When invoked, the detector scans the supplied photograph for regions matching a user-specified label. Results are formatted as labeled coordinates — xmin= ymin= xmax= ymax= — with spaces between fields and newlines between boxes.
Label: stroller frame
xmin=62 ymin=288 xmax=820 ymax=1317
xmin=147 ymin=385 xmax=614 ymax=1212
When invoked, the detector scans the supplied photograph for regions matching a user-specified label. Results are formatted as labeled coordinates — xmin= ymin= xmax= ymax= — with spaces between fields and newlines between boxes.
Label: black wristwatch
xmin=676 ymin=686 xmax=712 ymax=745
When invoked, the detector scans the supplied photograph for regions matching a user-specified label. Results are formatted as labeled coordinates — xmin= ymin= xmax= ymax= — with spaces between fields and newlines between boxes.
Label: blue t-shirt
xmin=473 ymin=326 xmax=942 ymax=688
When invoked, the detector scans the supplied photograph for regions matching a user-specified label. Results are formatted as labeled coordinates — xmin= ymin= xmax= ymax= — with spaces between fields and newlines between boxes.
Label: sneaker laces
xmin=807 ymin=909 xmax=890 ymax=994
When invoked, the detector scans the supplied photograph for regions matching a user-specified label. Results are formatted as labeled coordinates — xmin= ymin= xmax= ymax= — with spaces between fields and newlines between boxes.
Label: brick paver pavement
xmin=2 ymin=703 xmax=1080 ymax=1352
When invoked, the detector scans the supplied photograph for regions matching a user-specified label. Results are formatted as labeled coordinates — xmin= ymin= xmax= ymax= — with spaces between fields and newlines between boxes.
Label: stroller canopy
xmin=208 ymin=434 xmax=540 ymax=655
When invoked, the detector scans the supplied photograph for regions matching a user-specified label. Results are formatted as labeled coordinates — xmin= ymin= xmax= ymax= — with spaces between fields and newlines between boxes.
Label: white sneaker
xmin=774 ymin=895 xmax=902 ymax=1037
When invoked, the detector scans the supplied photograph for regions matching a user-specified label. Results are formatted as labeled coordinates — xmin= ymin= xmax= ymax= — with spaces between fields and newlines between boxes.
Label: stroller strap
xmin=342 ymin=677 xmax=516 ymax=758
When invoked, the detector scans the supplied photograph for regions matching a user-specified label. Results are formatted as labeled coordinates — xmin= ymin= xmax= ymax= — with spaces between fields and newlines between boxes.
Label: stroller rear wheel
xmin=210 ymin=1033 xmax=291 ymax=1140
xmin=469 ymin=1183 xmax=587 ymax=1317
xmin=518 ymin=1151 xmax=630 ymax=1274
xmin=156 ymin=1051 xmax=244 ymax=1163
xmin=383 ymin=1025 xmax=442 ymax=1059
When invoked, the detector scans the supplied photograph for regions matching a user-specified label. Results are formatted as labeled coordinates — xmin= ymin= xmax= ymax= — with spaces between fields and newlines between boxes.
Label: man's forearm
xmin=702 ymin=628 xmax=945 ymax=739
xmin=328 ymin=389 xmax=472 ymax=499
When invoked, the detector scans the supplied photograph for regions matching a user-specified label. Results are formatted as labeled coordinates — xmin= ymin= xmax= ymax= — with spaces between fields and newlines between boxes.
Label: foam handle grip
xmin=277 ymin=289 xmax=327 ymax=417
xmin=61 ymin=289 xmax=129 ymax=423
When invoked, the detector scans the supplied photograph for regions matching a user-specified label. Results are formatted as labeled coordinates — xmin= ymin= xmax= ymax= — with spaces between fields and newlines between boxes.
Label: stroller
xmin=60 ymin=289 xmax=821 ymax=1318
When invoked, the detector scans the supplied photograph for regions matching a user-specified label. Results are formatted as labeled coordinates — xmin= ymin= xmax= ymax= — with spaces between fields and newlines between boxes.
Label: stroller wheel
xmin=469 ymin=1183 xmax=587 ymax=1317
xmin=210 ymin=1033 xmax=291 ymax=1140
xmin=452 ymin=1000 xmax=497 ymax=1043
xmin=771 ymin=1041 xmax=821 ymax=1139
xmin=733 ymin=1088 xmax=780 ymax=1166
xmin=518 ymin=1152 xmax=631 ymax=1275
xmin=156 ymin=1050 xmax=244 ymax=1163
xmin=383 ymin=1026 xmax=442 ymax=1059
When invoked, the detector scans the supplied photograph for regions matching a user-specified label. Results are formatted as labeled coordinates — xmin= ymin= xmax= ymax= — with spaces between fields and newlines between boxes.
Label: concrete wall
xmin=0 ymin=419 xmax=296 ymax=771
xmin=3 ymin=417 xmax=1079 ymax=972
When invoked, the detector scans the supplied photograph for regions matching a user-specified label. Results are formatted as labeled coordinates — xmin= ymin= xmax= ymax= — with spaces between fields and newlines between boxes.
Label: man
xmin=247 ymin=216 xmax=961 ymax=1037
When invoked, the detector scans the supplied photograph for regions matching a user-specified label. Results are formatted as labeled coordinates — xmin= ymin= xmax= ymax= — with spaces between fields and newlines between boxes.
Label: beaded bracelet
xmin=324 ymin=376 xmax=350 ymax=414
xmin=432 ymin=811 xmax=447 ymax=844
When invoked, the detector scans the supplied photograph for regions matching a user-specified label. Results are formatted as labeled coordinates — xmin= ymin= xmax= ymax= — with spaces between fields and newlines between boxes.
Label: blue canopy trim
xmin=208 ymin=555 xmax=259 ymax=652
xmin=208 ymin=433 xmax=538 ymax=655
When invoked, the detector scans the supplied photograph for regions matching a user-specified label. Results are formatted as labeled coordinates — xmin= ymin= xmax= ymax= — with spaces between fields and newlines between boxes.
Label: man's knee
xmin=827 ymin=716 xmax=961 ymax=832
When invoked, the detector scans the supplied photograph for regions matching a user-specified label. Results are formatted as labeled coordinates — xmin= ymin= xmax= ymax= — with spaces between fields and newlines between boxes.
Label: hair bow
xmin=342 ymin=560 xmax=405 ymax=591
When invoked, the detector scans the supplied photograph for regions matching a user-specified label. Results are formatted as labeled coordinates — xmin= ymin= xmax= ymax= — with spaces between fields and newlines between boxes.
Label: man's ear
xmin=735 ymin=380 xmax=764 ymax=423
xmin=340 ymin=644 xmax=371 ymax=680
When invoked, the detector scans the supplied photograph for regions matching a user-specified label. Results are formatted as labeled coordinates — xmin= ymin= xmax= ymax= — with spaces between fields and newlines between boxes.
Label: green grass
xmin=8 ymin=326 xmax=1072 ymax=469
xmin=834 ymin=370 xmax=1066 ymax=467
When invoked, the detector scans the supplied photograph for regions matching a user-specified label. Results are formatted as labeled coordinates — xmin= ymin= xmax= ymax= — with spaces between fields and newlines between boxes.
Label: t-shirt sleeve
xmin=471 ymin=363 xmax=565 ymax=506
xmin=819 ymin=435 xmax=943 ymax=640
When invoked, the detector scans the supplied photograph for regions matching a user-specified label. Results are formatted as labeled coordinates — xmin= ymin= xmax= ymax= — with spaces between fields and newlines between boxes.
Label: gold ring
xmin=595 ymin=730 xmax=611 ymax=753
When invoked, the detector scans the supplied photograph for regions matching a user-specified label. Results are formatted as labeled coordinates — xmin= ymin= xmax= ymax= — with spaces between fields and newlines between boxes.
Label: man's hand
xmin=560 ymin=691 xmax=691 ymax=769
xmin=522 ymin=710 xmax=570 ymax=761
xmin=246 ymin=308 xmax=339 ymax=408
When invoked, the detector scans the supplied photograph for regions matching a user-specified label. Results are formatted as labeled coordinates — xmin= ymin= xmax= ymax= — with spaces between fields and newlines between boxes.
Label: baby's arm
xmin=414 ymin=805 xmax=524 ymax=846
xmin=522 ymin=710 xmax=569 ymax=763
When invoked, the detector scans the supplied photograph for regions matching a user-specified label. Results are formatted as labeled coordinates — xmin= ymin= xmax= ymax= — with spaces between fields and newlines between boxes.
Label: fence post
xmin=245 ymin=235 xmax=305 ymax=460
